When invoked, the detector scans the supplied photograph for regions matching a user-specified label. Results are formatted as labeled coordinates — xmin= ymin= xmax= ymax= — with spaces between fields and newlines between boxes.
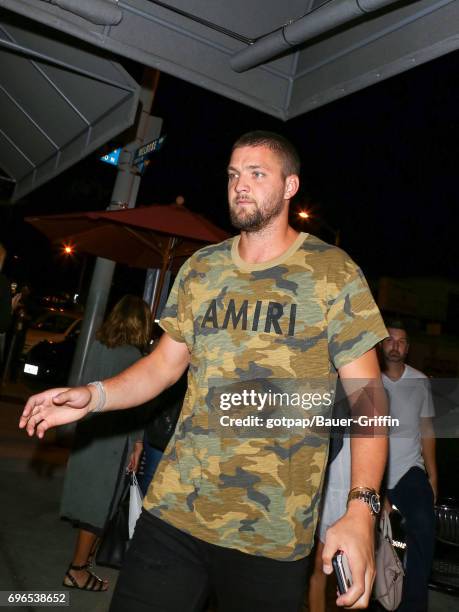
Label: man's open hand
xmin=19 ymin=386 xmax=95 ymax=439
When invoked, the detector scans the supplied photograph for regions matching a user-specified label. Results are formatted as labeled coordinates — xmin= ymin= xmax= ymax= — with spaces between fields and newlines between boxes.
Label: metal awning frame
xmin=1 ymin=0 xmax=458 ymax=122
xmin=0 ymin=12 xmax=140 ymax=200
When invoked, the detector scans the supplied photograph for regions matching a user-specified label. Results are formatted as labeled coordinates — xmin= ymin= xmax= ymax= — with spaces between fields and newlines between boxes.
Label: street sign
xmin=99 ymin=135 xmax=165 ymax=173
xmin=133 ymin=136 xmax=166 ymax=174
xmin=134 ymin=135 xmax=166 ymax=164
xmin=100 ymin=147 xmax=122 ymax=166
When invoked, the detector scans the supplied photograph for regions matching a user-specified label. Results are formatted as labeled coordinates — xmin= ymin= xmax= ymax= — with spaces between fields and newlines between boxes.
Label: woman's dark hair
xmin=97 ymin=295 xmax=152 ymax=352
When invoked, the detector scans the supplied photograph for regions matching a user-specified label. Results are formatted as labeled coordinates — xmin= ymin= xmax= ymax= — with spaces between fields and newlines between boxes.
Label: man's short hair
xmin=232 ymin=131 xmax=301 ymax=177
xmin=385 ymin=318 xmax=409 ymax=340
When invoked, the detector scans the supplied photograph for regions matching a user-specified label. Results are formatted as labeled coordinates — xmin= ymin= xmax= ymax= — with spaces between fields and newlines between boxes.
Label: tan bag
xmin=373 ymin=511 xmax=405 ymax=610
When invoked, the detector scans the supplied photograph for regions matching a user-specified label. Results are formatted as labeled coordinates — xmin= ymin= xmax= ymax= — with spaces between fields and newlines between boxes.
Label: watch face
xmin=370 ymin=494 xmax=381 ymax=514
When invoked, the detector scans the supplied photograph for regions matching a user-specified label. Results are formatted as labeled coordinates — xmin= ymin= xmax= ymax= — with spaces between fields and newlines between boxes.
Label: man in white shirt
xmin=381 ymin=321 xmax=437 ymax=612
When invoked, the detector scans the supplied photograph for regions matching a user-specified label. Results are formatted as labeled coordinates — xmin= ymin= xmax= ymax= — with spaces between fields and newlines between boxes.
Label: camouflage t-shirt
xmin=144 ymin=232 xmax=387 ymax=561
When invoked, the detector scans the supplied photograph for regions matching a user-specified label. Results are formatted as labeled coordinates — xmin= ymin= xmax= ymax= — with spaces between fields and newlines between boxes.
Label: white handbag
xmin=128 ymin=472 xmax=143 ymax=539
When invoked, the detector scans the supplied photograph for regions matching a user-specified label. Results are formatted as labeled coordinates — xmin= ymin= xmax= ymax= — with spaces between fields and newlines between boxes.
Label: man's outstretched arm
xmin=19 ymin=333 xmax=190 ymax=439
xmin=322 ymin=348 xmax=388 ymax=610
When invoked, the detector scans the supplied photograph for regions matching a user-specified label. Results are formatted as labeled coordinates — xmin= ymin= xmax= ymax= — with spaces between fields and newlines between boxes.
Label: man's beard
xmin=229 ymin=196 xmax=284 ymax=232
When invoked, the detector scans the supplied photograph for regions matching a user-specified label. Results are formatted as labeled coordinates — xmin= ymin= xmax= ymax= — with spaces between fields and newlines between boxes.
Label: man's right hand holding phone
xmin=322 ymin=488 xmax=379 ymax=609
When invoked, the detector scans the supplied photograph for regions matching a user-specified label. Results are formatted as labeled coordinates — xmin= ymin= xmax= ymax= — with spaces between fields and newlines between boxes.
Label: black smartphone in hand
xmin=332 ymin=551 xmax=353 ymax=594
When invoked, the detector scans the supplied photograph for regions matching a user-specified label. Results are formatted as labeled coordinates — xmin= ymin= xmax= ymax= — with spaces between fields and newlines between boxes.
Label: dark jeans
xmin=387 ymin=466 xmax=435 ymax=612
xmin=110 ymin=510 xmax=309 ymax=612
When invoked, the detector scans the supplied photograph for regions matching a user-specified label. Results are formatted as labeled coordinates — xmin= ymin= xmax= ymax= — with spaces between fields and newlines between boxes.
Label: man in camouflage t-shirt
xmin=21 ymin=132 xmax=388 ymax=612
xmin=147 ymin=230 xmax=386 ymax=564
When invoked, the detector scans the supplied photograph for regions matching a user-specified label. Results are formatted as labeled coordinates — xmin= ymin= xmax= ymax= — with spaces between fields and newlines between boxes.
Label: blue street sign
xmin=133 ymin=136 xmax=166 ymax=166
xmin=100 ymin=147 xmax=122 ymax=166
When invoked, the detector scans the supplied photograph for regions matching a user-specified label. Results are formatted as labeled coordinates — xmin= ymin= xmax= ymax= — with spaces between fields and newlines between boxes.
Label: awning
xmin=1 ymin=0 xmax=459 ymax=201
xmin=0 ymin=8 xmax=140 ymax=201
xmin=1 ymin=0 xmax=458 ymax=122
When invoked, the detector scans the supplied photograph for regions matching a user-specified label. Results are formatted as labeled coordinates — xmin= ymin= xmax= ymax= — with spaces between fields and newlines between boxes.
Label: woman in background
xmin=60 ymin=295 xmax=152 ymax=592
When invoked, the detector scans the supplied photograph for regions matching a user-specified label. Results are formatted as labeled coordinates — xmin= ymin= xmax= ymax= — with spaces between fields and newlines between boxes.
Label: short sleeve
xmin=159 ymin=259 xmax=194 ymax=346
xmin=327 ymin=254 xmax=388 ymax=370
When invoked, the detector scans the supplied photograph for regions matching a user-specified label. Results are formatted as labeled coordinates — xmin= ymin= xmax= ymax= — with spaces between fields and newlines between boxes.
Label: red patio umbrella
xmin=26 ymin=200 xmax=231 ymax=316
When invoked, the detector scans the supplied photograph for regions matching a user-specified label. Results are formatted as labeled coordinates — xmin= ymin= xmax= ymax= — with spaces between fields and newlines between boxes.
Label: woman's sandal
xmin=63 ymin=563 xmax=108 ymax=592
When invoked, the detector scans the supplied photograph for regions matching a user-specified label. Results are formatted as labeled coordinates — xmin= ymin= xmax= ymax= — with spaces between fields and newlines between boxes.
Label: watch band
xmin=347 ymin=487 xmax=381 ymax=516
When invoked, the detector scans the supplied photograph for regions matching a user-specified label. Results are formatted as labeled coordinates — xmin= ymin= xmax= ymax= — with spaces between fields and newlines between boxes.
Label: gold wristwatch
xmin=347 ymin=487 xmax=381 ymax=516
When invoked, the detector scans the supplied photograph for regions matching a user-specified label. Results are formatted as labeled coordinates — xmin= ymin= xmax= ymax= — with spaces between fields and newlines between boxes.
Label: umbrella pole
xmin=68 ymin=68 xmax=161 ymax=390
xmin=143 ymin=268 xmax=171 ymax=318
xmin=151 ymin=237 xmax=176 ymax=321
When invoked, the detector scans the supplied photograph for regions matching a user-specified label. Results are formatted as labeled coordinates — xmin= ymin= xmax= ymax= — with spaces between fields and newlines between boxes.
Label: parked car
xmin=430 ymin=497 xmax=459 ymax=595
xmin=22 ymin=332 xmax=79 ymax=386
xmin=22 ymin=308 xmax=82 ymax=356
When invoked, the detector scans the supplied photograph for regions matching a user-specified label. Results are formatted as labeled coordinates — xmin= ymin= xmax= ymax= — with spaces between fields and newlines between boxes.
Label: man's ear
xmin=284 ymin=175 xmax=299 ymax=200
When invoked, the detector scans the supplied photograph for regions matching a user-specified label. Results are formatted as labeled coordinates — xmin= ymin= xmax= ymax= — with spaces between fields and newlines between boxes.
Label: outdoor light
xmin=62 ymin=244 xmax=74 ymax=255
xmin=298 ymin=211 xmax=309 ymax=219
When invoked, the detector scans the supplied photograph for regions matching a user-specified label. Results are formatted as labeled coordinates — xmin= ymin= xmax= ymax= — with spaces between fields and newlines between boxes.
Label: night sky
xmin=1 ymin=47 xmax=458 ymax=295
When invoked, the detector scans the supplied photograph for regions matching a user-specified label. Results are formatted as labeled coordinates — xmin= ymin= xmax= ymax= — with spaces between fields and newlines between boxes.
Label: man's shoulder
xmin=184 ymin=237 xmax=235 ymax=268
xmin=382 ymin=365 xmax=429 ymax=383
xmin=301 ymin=234 xmax=360 ymax=270
xmin=302 ymin=235 xmax=370 ymax=297
xmin=301 ymin=233 xmax=340 ymax=256
xmin=403 ymin=364 xmax=429 ymax=380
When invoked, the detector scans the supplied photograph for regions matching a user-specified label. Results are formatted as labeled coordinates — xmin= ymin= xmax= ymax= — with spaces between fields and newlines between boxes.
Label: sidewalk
xmin=0 ymin=381 xmax=456 ymax=611
xmin=0 ymin=383 xmax=118 ymax=612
